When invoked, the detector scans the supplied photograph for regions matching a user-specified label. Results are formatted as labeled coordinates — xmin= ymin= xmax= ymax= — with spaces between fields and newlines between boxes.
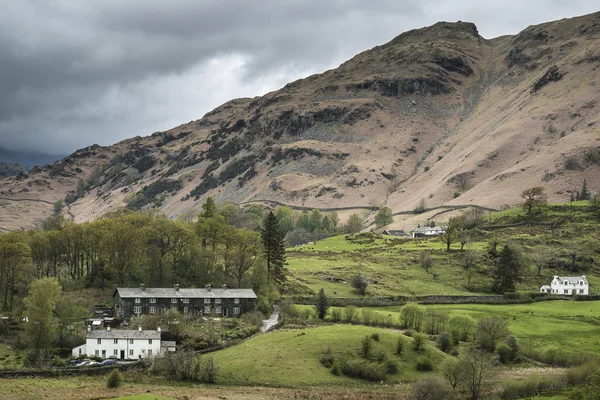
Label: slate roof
xmin=161 ymin=341 xmax=176 ymax=348
xmin=383 ymin=230 xmax=411 ymax=237
xmin=87 ymin=329 xmax=160 ymax=340
xmin=413 ymin=226 xmax=445 ymax=234
xmin=554 ymin=276 xmax=588 ymax=285
xmin=115 ymin=287 xmax=257 ymax=299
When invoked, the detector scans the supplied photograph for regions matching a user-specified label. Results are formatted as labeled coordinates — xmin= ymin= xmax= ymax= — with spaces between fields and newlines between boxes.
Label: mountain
xmin=0 ymin=146 xmax=64 ymax=169
xmin=0 ymin=162 xmax=27 ymax=178
xmin=1 ymin=12 xmax=599 ymax=231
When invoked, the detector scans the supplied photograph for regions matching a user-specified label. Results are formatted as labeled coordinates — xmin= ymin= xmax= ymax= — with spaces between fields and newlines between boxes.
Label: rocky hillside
xmin=1 ymin=12 xmax=600 ymax=231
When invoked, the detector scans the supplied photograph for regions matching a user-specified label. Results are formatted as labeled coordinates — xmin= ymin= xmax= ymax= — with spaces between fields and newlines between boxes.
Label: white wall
xmin=84 ymin=337 xmax=161 ymax=359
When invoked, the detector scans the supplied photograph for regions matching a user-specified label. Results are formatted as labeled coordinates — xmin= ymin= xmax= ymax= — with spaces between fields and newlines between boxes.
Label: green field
xmin=285 ymin=201 xmax=600 ymax=298
xmin=211 ymin=324 xmax=449 ymax=386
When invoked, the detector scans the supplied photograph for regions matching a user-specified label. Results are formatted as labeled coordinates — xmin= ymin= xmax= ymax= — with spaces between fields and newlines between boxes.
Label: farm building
xmin=540 ymin=275 xmax=589 ymax=295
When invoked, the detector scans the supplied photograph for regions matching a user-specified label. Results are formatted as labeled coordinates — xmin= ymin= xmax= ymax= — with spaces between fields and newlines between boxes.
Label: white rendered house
xmin=72 ymin=326 xmax=165 ymax=360
xmin=540 ymin=275 xmax=589 ymax=295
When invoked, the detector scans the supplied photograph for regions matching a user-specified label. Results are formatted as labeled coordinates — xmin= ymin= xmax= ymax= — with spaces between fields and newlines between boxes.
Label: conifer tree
xmin=492 ymin=245 xmax=523 ymax=294
xmin=314 ymin=288 xmax=330 ymax=320
xmin=579 ymin=179 xmax=591 ymax=201
xmin=261 ymin=211 xmax=286 ymax=285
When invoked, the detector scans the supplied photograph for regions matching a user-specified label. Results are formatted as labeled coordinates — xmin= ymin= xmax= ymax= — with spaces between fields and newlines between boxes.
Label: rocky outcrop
xmin=531 ymin=65 xmax=564 ymax=92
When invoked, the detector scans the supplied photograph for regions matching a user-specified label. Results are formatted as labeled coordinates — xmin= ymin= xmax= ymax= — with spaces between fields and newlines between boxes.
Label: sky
xmin=0 ymin=1 xmax=598 ymax=159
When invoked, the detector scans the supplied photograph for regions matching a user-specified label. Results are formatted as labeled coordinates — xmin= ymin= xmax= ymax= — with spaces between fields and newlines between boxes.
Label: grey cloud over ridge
xmin=0 ymin=0 xmax=598 ymax=156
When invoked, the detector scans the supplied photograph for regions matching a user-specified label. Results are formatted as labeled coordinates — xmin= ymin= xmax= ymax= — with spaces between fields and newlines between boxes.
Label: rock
xmin=531 ymin=65 xmax=564 ymax=93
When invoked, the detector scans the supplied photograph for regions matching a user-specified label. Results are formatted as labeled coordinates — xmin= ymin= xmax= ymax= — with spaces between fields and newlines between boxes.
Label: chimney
xmin=222 ymin=284 xmax=227 ymax=290
xmin=140 ymin=283 xmax=146 ymax=291
xmin=206 ymin=284 xmax=211 ymax=292
xmin=138 ymin=326 xmax=142 ymax=332
xmin=174 ymin=284 xmax=179 ymax=292
xmin=157 ymin=326 xmax=161 ymax=333
xmin=107 ymin=326 xmax=111 ymax=332
xmin=87 ymin=325 xmax=91 ymax=333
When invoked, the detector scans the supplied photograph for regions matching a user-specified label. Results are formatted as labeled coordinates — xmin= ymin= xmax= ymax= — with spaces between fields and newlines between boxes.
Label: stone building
xmin=113 ymin=284 xmax=257 ymax=320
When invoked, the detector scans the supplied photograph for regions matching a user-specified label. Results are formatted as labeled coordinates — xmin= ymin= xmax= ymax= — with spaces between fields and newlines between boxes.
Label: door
xmin=102 ymin=350 xmax=106 ymax=359
xmin=223 ymin=308 xmax=228 ymax=317
xmin=120 ymin=350 xmax=125 ymax=360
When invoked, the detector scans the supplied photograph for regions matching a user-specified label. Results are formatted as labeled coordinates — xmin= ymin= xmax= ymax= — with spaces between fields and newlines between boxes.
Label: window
xmin=183 ymin=306 xmax=189 ymax=314
xmin=129 ymin=339 xmax=134 ymax=344
xmin=114 ymin=339 xmax=118 ymax=344
xmin=135 ymin=297 xmax=141 ymax=303
xmin=95 ymin=350 xmax=99 ymax=356
xmin=148 ymin=349 xmax=153 ymax=356
xmin=215 ymin=298 xmax=221 ymax=304
xmin=149 ymin=306 xmax=156 ymax=314
xmin=233 ymin=307 xmax=240 ymax=315
xmin=129 ymin=349 xmax=134 ymax=356
xmin=134 ymin=306 xmax=142 ymax=314
xmin=97 ymin=339 xmax=101 ymax=345
xmin=580 ymin=289 xmax=584 ymax=294
xmin=182 ymin=298 xmax=189 ymax=304
xmin=580 ymin=281 xmax=584 ymax=285
xmin=215 ymin=306 xmax=222 ymax=314
xmin=149 ymin=298 xmax=156 ymax=303
xmin=171 ymin=298 xmax=178 ymax=303
xmin=204 ymin=306 xmax=211 ymax=314
xmin=148 ymin=339 xmax=153 ymax=345
xmin=564 ymin=289 xmax=569 ymax=294
xmin=204 ymin=298 xmax=210 ymax=304
xmin=234 ymin=298 xmax=240 ymax=304
xmin=114 ymin=349 xmax=118 ymax=356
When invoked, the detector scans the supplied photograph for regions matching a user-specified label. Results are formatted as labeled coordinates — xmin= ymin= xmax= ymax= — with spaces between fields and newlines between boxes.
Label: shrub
xmin=320 ymin=348 xmax=335 ymax=368
xmin=340 ymin=357 xmax=387 ymax=381
xmin=500 ymin=375 xmax=541 ymax=399
xmin=401 ymin=303 xmax=425 ymax=331
xmin=564 ymin=155 xmax=583 ymax=170
xmin=438 ymin=331 xmax=454 ymax=353
xmin=345 ymin=306 xmax=358 ymax=323
xmin=361 ymin=335 xmax=372 ymax=358
xmin=396 ymin=337 xmax=404 ymax=355
xmin=412 ymin=376 xmax=450 ymax=400
xmin=416 ymin=356 xmax=433 ymax=371
xmin=566 ymin=362 xmax=599 ymax=386
xmin=497 ymin=343 xmax=513 ymax=364
xmin=331 ymin=360 xmax=341 ymax=375
xmin=361 ymin=308 xmax=375 ymax=325
xmin=371 ymin=333 xmax=380 ymax=342
xmin=106 ymin=369 xmax=123 ymax=389
xmin=331 ymin=308 xmax=343 ymax=322
xmin=506 ymin=335 xmax=520 ymax=361
xmin=201 ymin=357 xmax=219 ymax=384
xmin=440 ymin=357 xmax=460 ymax=389
xmin=448 ymin=314 xmax=475 ymax=342
xmin=413 ymin=333 xmax=427 ymax=351
xmin=585 ymin=147 xmax=600 ymax=165
xmin=385 ymin=357 xmax=398 ymax=374
xmin=351 ymin=274 xmax=369 ymax=296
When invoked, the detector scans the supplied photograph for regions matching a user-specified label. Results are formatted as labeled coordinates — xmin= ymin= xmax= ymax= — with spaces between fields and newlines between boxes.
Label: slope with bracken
xmin=0 ymin=13 xmax=599 ymax=231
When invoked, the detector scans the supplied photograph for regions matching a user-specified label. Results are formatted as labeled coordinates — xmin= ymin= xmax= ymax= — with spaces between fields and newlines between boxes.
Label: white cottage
xmin=72 ymin=326 xmax=168 ymax=360
xmin=540 ymin=275 xmax=589 ymax=295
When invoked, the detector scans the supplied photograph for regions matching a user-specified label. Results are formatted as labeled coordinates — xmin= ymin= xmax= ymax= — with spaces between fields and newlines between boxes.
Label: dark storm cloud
xmin=0 ymin=0 xmax=598 ymax=156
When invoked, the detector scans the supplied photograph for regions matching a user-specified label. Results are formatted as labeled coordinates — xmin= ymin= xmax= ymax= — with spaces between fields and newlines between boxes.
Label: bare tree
xmin=440 ymin=216 xmax=464 ymax=251
xmin=476 ymin=316 xmax=510 ymax=351
xmin=412 ymin=375 xmax=450 ymax=400
xmin=463 ymin=247 xmax=480 ymax=288
xmin=457 ymin=349 xmax=494 ymax=400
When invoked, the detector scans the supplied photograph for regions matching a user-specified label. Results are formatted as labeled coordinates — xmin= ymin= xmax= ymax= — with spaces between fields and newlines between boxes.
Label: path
xmin=261 ymin=305 xmax=279 ymax=332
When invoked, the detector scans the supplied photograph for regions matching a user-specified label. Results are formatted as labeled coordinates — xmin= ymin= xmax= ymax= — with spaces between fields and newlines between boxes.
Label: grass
xmin=0 ymin=343 xmax=24 ymax=369
xmin=211 ymin=324 xmax=449 ymax=386
xmin=285 ymin=201 xmax=600 ymax=298
xmin=110 ymin=396 xmax=176 ymax=400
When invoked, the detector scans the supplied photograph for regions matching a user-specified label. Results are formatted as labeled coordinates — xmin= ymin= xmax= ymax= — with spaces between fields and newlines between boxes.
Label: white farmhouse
xmin=413 ymin=226 xmax=445 ymax=238
xmin=72 ymin=326 xmax=169 ymax=360
xmin=540 ymin=275 xmax=589 ymax=295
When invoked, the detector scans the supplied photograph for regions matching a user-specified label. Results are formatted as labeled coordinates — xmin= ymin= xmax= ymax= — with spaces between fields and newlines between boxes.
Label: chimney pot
xmin=222 ymin=284 xmax=227 ymax=290
xmin=174 ymin=284 xmax=179 ymax=292
xmin=157 ymin=326 xmax=161 ymax=333
xmin=107 ymin=326 xmax=111 ymax=332
xmin=140 ymin=283 xmax=145 ymax=291
xmin=206 ymin=284 xmax=211 ymax=292
xmin=138 ymin=326 xmax=142 ymax=332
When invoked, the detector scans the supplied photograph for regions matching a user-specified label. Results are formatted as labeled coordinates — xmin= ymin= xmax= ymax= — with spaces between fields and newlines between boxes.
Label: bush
xmin=361 ymin=335 xmax=372 ymax=358
xmin=411 ymin=376 xmax=450 ymax=400
xmin=497 ymin=343 xmax=513 ymax=364
xmin=565 ymin=155 xmax=583 ymax=171
xmin=345 ymin=306 xmax=358 ymax=323
xmin=106 ymin=369 xmax=123 ymax=389
xmin=566 ymin=362 xmax=599 ymax=386
xmin=331 ymin=308 xmax=343 ymax=322
xmin=371 ymin=333 xmax=380 ymax=342
xmin=413 ymin=333 xmax=427 ymax=351
xmin=340 ymin=357 xmax=387 ymax=381
xmin=351 ymin=274 xmax=369 ymax=296
xmin=500 ymin=375 xmax=541 ymax=399
xmin=320 ymin=348 xmax=335 ymax=368
xmin=331 ymin=360 xmax=341 ymax=375
xmin=396 ymin=337 xmax=404 ymax=355
xmin=201 ymin=357 xmax=219 ymax=384
xmin=438 ymin=331 xmax=454 ymax=353
xmin=385 ymin=357 xmax=398 ymax=374
xmin=416 ymin=356 xmax=434 ymax=371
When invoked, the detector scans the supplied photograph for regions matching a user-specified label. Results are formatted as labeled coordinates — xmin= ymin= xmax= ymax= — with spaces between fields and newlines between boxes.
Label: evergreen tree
xmin=314 ymin=288 xmax=330 ymax=320
xmin=579 ymin=179 xmax=591 ymax=201
xmin=492 ymin=245 xmax=523 ymax=294
xmin=261 ymin=212 xmax=286 ymax=285
xmin=200 ymin=197 xmax=217 ymax=219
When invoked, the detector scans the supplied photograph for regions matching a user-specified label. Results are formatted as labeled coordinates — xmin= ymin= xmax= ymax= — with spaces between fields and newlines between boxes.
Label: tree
xmin=374 ymin=206 xmax=393 ymax=228
xmin=230 ymin=229 xmax=261 ymax=287
xmin=521 ymin=187 xmax=547 ymax=214
xmin=273 ymin=206 xmax=294 ymax=235
xmin=55 ymin=297 xmax=88 ymax=352
xmin=344 ymin=213 xmax=364 ymax=234
xmin=578 ymin=179 xmax=591 ymax=201
xmin=200 ymin=197 xmax=217 ymax=219
xmin=53 ymin=200 xmax=63 ymax=215
xmin=440 ymin=216 xmax=463 ymax=251
xmin=350 ymin=274 xmax=368 ymax=296
xmin=314 ymin=288 xmax=330 ymax=320
xmin=492 ymin=244 xmax=523 ymax=294
xmin=440 ymin=357 xmax=461 ymax=390
xmin=463 ymin=246 xmax=480 ymax=287
xmin=476 ymin=316 xmax=510 ymax=351
xmin=420 ymin=252 xmax=434 ymax=273
xmin=412 ymin=376 xmax=450 ymax=400
xmin=308 ymin=209 xmax=323 ymax=232
xmin=261 ymin=212 xmax=286 ymax=285
xmin=0 ymin=232 xmax=32 ymax=315
xmin=23 ymin=278 xmax=61 ymax=366
xmin=457 ymin=349 xmax=494 ymax=400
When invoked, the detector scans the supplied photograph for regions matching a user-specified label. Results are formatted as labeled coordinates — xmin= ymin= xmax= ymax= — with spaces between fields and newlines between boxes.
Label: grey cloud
xmin=0 ymin=0 xmax=598 ymax=156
